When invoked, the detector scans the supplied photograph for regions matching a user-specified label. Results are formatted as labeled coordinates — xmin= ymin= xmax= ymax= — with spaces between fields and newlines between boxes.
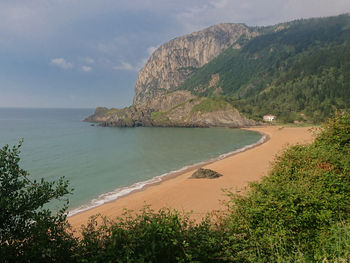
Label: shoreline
xmin=68 ymin=129 xmax=268 ymax=217
xmin=68 ymin=126 xmax=314 ymax=229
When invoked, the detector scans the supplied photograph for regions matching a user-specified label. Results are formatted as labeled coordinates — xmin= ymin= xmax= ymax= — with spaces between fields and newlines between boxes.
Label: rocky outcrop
xmin=186 ymin=108 xmax=255 ymax=127
xmin=84 ymin=106 xmax=154 ymax=127
xmin=191 ymin=168 xmax=223 ymax=179
xmin=133 ymin=23 xmax=258 ymax=104
xmin=85 ymin=94 xmax=256 ymax=128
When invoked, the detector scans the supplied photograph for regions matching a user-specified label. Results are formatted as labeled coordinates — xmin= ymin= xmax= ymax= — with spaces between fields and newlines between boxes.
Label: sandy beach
xmin=68 ymin=126 xmax=314 ymax=230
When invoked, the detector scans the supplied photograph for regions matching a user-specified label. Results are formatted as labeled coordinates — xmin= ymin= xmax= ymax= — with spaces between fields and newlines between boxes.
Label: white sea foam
xmin=67 ymin=133 xmax=267 ymax=217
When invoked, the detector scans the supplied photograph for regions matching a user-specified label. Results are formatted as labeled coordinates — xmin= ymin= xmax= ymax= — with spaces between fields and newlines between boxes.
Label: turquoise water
xmin=0 ymin=108 xmax=263 ymax=214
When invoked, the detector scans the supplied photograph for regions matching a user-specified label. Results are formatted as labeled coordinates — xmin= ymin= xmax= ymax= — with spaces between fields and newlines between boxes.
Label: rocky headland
xmin=85 ymin=23 xmax=259 ymax=127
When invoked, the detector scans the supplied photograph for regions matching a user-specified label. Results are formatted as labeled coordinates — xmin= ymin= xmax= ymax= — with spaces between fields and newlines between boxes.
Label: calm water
xmin=0 ymin=108 xmax=262 ymax=214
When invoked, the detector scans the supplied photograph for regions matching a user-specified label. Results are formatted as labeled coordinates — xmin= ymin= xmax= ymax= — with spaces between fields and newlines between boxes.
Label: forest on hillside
xmin=180 ymin=14 xmax=350 ymax=123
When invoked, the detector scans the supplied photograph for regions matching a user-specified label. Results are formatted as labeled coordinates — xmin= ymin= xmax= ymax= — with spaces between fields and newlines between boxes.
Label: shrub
xmin=0 ymin=141 xmax=77 ymax=262
xmin=77 ymin=207 xmax=226 ymax=262
xmin=222 ymin=112 xmax=350 ymax=261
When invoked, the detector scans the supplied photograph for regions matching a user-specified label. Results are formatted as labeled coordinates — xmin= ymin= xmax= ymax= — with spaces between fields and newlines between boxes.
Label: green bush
xmin=77 ymin=207 xmax=225 ymax=263
xmin=0 ymin=141 xmax=77 ymax=262
xmin=221 ymin=112 xmax=350 ymax=261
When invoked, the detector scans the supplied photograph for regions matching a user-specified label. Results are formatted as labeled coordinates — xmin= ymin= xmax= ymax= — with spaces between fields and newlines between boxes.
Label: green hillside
xmin=179 ymin=14 xmax=350 ymax=123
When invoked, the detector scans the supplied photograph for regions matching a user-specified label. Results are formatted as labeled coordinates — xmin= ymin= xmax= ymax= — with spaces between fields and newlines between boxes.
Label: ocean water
xmin=0 ymin=108 xmax=263 ymax=215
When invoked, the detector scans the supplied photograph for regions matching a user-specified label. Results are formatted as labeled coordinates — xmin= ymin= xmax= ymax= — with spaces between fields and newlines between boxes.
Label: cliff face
xmin=133 ymin=23 xmax=257 ymax=105
xmin=85 ymin=23 xmax=259 ymax=128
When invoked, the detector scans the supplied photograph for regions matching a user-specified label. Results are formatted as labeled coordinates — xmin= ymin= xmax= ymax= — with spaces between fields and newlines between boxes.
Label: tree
xmin=0 ymin=141 xmax=77 ymax=262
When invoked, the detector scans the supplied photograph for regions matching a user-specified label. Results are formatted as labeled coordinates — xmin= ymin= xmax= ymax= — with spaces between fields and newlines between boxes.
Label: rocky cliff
xmin=134 ymin=23 xmax=257 ymax=105
xmin=85 ymin=23 xmax=259 ymax=127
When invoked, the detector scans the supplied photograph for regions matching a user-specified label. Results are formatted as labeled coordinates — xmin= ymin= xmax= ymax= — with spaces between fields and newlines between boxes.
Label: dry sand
xmin=68 ymin=126 xmax=314 ymax=230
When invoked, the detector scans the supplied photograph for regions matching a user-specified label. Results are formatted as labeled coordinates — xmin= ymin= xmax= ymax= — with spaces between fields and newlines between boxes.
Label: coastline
xmin=67 ymin=129 xmax=267 ymax=218
xmin=68 ymin=126 xmax=314 ymax=229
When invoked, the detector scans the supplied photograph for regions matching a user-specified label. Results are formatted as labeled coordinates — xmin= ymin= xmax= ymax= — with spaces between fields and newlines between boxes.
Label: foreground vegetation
xmin=1 ymin=113 xmax=349 ymax=262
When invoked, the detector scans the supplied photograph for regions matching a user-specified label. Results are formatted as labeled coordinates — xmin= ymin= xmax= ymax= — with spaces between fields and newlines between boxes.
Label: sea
xmin=0 ymin=108 xmax=263 ymax=216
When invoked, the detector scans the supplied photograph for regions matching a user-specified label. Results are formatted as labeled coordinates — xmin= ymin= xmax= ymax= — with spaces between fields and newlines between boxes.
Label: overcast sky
xmin=1 ymin=0 xmax=350 ymax=108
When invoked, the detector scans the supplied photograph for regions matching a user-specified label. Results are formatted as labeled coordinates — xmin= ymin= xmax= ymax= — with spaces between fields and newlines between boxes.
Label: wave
xmin=67 ymin=133 xmax=267 ymax=217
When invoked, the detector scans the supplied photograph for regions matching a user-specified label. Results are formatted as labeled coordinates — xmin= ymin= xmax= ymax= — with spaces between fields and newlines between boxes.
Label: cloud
xmin=2 ymin=0 xmax=350 ymax=42
xmin=84 ymin=57 xmax=94 ymax=64
xmin=209 ymin=0 xmax=228 ymax=9
xmin=81 ymin=65 xmax=92 ymax=72
xmin=113 ymin=62 xmax=135 ymax=71
xmin=50 ymin=58 xmax=73 ymax=69
xmin=113 ymin=58 xmax=148 ymax=72
xmin=147 ymin=46 xmax=158 ymax=56
xmin=137 ymin=58 xmax=148 ymax=69
xmin=175 ymin=0 xmax=350 ymax=33
xmin=96 ymin=36 xmax=131 ymax=55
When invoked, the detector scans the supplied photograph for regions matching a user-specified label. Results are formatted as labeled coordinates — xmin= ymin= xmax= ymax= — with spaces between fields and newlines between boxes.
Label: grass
xmin=106 ymin=108 xmax=121 ymax=116
xmin=190 ymin=97 xmax=232 ymax=114
xmin=123 ymin=118 xmax=133 ymax=126
xmin=150 ymin=111 xmax=171 ymax=125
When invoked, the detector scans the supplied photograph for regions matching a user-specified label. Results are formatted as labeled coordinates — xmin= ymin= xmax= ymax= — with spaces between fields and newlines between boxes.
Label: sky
xmin=1 ymin=0 xmax=350 ymax=108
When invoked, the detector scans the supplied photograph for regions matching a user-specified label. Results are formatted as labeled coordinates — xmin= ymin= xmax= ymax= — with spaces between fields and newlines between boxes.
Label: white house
xmin=263 ymin=115 xmax=276 ymax=122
